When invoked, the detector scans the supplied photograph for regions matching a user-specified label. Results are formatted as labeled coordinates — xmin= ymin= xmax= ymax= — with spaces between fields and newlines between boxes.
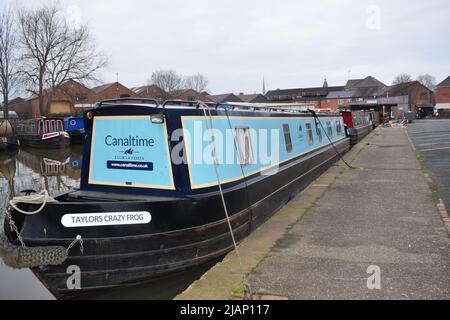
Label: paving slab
xmin=248 ymin=128 xmax=450 ymax=299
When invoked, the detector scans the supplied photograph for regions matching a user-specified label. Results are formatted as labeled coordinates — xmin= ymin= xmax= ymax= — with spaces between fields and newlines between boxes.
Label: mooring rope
xmin=199 ymin=102 xmax=252 ymax=299
xmin=9 ymin=190 xmax=57 ymax=215
xmin=308 ymin=109 xmax=357 ymax=170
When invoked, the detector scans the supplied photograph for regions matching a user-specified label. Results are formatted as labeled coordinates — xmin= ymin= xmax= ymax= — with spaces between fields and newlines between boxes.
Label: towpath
xmin=177 ymin=127 xmax=450 ymax=300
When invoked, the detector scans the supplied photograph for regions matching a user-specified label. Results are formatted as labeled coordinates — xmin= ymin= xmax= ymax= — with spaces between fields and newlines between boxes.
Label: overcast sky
xmin=3 ymin=0 xmax=450 ymax=94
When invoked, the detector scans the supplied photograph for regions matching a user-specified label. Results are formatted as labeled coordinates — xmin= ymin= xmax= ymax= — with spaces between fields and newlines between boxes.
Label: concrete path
xmin=407 ymin=119 xmax=450 ymax=211
xmin=248 ymin=128 xmax=450 ymax=299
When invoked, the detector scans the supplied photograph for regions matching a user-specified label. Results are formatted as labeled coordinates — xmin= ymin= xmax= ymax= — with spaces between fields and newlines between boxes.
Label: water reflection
xmin=0 ymin=147 xmax=216 ymax=300
xmin=0 ymin=147 xmax=82 ymax=300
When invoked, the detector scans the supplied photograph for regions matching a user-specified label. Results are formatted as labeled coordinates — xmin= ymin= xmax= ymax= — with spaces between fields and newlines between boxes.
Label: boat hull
xmin=348 ymin=125 xmax=372 ymax=145
xmin=68 ymin=131 xmax=85 ymax=144
xmin=5 ymin=138 xmax=349 ymax=298
xmin=0 ymin=136 xmax=19 ymax=149
xmin=18 ymin=134 xmax=71 ymax=149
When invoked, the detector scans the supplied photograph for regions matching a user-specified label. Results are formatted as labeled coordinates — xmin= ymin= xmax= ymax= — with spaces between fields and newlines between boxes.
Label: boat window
xmin=326 ymin=121 xmax=333 ymax=137
xmin=282 ymin=124 xmax=293 ymax=153
xmin=51 ymin=120 xmax=56 ymax=132
xmin=235 ymin=127 xmax=255 ymax=166
xmin=40 ymin=121 xmax=44 ymax=134
xmin=44 ymin=120 xmax=50 ymax=133
xmin=336 ymin=120 xmax=342 ymax=135
xmin=316 ymin=122 xmax=322 ymax=143
xmin=306 ymin=123 xmax=313 ymax=145
xmin=57 ymin=120 xmax=63 ymax=131
xmin=75 ymin=93 xmax=88 ymax=102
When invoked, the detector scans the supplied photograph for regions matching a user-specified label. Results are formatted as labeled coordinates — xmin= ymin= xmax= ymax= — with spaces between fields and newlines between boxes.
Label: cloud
xmin=4 ymin=0 xmax=450 ymax=93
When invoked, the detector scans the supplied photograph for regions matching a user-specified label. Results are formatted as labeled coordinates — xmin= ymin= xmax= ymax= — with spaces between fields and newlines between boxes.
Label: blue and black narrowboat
xmin=64 ymin=116 xmax=85 ymax=144
xmin=2 ymin=98 xmax=350 ymax=298
xmin=15 ymin=117 xmax=70 ymax=149
xmin=341 ymin=110 xmax=373 ymax=145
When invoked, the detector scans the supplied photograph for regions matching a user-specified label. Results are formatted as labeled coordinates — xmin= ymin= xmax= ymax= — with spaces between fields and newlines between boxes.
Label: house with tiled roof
xmin=237 ymin=93 xmax=268 ymax=103
xmin=208 ymin=93 xmax=243 ymax=103
xmin=92 ymin=82 xmax=139 ymax=101
xmin=10 ymin=80 xmax=98 ymax=118
xmin=384 ymin=81 xmax=435 ymax=118
xmin=132 ymin=85 xmax=168 ymax=101
xmin=170 ymin=89 xmax=211 ymax=102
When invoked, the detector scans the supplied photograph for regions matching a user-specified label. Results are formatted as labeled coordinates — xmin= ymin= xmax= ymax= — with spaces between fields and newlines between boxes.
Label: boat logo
xmin=120 ymin=148 xmax=139 ymax=155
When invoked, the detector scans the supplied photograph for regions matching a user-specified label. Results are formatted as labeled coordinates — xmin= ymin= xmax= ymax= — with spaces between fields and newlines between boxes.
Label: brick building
xmin=10 ymin=80 xmax=98 ymax=119
xmin=92 ymin=82 xmax=140 ymax=101
xmin=170 ymin=89 xmax=211 ymax=102
xmin=385 ymin=81 xmax=435 ymax=118
xmin=266 ymin=81 xmax=344 ymax=108
xmin=208 ymin=93 xmax=243 ymax=103
xmin=132 ymin=85 xmax=168 ymax=101
xmin=435 ymin=76 xmax=450 ymax=118
xmin=237 ymin=93 xmax=268 ymax=103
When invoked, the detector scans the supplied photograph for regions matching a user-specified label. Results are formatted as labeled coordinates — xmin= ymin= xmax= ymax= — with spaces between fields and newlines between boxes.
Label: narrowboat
xmin=341 ymin=110 xmax=373 ymax=145
xmin=0 ymin=119 xmax=19 ymax=149
xmin=2 ymin=99 xmax=349 ymax=298
xmin=64 ymin=116 xmax=85 ymax=144
xmin=15 ymin=117 xmax=70 ymax=149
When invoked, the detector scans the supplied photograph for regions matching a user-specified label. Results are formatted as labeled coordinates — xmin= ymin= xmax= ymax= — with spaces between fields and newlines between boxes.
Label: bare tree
xmin=45 ymin=26 xmax=107 ymax=111
xmin=0 ymin=7 xmax=20 ymax=120
xmin=184 ymin=73 xmax=209 ymax=93
xmin=392 ymin=73 xmax=413 ymax=85
xmin=417 ymin=74 xmax=436 ymax=91
xmin=149 ymin=70 xmax=184 ymax=97
xmin=17 ymin=4 xmax=107 ymax=115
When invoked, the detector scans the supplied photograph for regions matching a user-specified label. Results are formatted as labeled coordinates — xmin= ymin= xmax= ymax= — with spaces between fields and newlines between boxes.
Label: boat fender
xmin=0 ymin=232 xmax=67 ymax=269
xmin=0 ymin=191 xmax=84 ymax=269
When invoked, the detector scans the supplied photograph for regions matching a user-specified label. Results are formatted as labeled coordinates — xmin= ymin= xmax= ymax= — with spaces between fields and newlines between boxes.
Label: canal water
xmin=0 ymin=147 xmax=217 ymax=300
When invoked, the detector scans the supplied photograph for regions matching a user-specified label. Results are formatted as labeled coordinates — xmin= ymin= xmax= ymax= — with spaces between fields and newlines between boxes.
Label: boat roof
xmin=96 ymin=98 xmax=341 ymax=116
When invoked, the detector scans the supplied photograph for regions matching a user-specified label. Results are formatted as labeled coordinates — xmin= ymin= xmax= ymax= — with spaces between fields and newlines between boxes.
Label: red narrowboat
xmin=341 ymin=110 xmax=373 ymax=145
xmin=15 ymin=117 xmax=70 ymax=149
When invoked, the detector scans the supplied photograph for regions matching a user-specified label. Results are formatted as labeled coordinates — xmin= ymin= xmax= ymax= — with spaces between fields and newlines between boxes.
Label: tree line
xmin=392 ymin=73 xmax=437 ymax=90
xmin=149 ymin=70 xmax=209 ymax=98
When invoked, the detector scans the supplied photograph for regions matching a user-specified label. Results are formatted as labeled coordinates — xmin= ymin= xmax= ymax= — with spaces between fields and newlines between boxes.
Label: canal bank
xmin=176 ymin=127 xmax=450 ymax=300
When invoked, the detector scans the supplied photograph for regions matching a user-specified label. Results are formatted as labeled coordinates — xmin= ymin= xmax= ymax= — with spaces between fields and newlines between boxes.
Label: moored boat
xmin=64 ymin=116 xmax=85 ymax=144
xmin=341 ymin=110 xmax=373 ymax=145
xmin=2 ymin=98 xmax=350 ymax=298
xmin=15 ymin=117 xmax=70 ymax=148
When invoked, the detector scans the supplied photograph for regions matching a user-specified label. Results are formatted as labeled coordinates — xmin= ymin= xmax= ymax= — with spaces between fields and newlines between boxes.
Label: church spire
xmin=323 ymin=77 xmax=329 ymax=88
xmin=262 ymin=77 xmax=266 ymax=95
